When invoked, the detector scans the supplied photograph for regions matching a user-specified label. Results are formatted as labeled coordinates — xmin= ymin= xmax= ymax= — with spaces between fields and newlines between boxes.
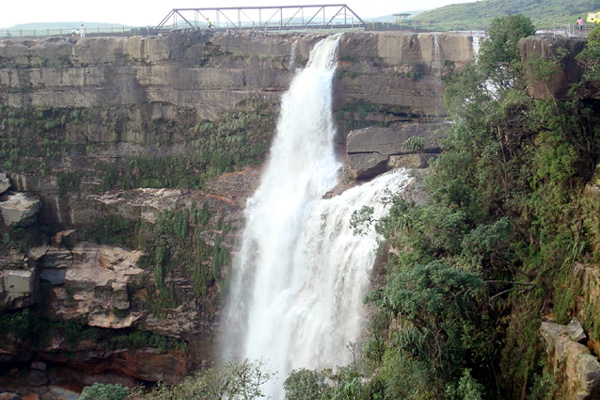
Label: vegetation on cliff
xmin=346 ymin=16 xmax=600 ymax=399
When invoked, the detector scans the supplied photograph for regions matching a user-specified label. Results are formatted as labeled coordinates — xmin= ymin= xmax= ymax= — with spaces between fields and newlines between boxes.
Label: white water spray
xmin=222 ymin=34 xmax=412 ymax=399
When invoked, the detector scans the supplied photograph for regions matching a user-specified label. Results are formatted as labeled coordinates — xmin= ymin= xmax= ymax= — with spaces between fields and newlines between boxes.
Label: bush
xmin=79 ymin=383 xmax=130 ymax=400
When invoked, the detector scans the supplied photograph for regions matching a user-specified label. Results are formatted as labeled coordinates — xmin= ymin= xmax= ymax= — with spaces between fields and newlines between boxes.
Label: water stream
xmin=222 ymin=34 xmax=412 ymax=399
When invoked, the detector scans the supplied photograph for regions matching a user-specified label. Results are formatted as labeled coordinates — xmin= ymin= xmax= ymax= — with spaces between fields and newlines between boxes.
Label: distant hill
xmin=413 ymin=0 xmax=600 ymax=30
xmin=2 ymin=22 xmax=131 ymax=30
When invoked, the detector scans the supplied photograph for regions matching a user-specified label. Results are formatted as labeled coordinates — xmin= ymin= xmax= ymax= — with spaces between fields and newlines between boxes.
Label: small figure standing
xmin=577 ymin=17 xmax=584 ymax=34
xmin=79 ymin=24 xmax=86 ymax=38
xmin=207 ymin=18 xmax=213 ymax=29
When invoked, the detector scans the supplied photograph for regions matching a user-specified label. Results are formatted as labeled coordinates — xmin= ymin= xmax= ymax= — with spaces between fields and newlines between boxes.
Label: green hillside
xmin=413 ymin=0 xmax=600 ymax=30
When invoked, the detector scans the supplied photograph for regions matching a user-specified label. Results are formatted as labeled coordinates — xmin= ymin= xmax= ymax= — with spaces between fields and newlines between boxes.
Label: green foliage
xmin=403 ymin=136 xmax=426 ymax=153
xmin=361 ymin=14 xmax=600 ymax=399
xmin=135 ymin=359 xmax=273 ymax=400
xmin=0 ymin=309 xmax=186 ymax=352
xmin=478 ymin=15 xmax=535 ymax=90
xmin=414 ymin=0 xmax=593 ymax=30
xmin=80 ymin=383 xmax=130 ymax=400
xmin=284 ymin=368 xmax=328 ymax=400
xmin=577 ymin=25 xmax=600 ymax=91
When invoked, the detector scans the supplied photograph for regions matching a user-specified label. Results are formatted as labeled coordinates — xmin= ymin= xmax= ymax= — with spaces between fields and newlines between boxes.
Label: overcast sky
xmin=0 ymin=0 xmax=479 ymax=28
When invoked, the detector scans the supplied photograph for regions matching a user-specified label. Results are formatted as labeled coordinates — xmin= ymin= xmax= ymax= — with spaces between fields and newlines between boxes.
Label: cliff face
xmin=0 ymin=30 xmax=475 ymax=390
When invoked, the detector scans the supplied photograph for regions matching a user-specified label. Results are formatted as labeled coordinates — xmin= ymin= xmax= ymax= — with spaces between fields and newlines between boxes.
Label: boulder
xmin=568 ymin=318 xmax=587 ymax=342
xmin=388 ymin=154 xmax=437 ymax=169
xmin=0 ymin=269 xmax=34 ymax=310
xmin=0 ymin=193 xmax=41 ymax=226
xmin=540 ymin=321 xmax=600 ymax=399
xmin=0 ymin=173 xmax=10 ymax=194
xmin=347 ymin=153 xmax=388 ymax=180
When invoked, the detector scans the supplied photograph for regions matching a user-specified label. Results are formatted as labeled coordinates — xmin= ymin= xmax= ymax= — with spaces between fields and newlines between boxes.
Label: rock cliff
xmin=0 ymin=30 xmax=476 ymax=390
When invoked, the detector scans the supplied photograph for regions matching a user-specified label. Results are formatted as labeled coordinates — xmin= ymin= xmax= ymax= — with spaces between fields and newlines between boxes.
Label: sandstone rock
xmin=29 ymin=243 xmax=146 ymax=329
xmin=388 ymin=154 xmax=437 ymax=169
xmin=568 ymin=318 xmax=587 ymax=342
xmin=20 ymin=395 xmax=39 ymax=400
xmin=0 ymin=193 xmax=41 ymax=226
xmin=347 ymin=153 xmax=388 ymax=180
xmin=0 ymin=173 xmax=10 ymax=194
xmin=0 ymin=393 xmax=20 ymax=400
xmin=346 ymin=122 xmax=447 ymax=156
xmin=520 ymin=36 xmax=588 ymax=100
xmin=541 ymin=321 xmax=600 ymax=399
xmin=0 ymin=270 xmax=34 ymax=309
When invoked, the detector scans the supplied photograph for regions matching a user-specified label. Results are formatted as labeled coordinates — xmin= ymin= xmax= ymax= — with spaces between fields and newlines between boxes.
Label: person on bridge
xmin=577 ymin=17 xmax=584 ymax=33
xmin=207 ymin=18 xmax=213 ymax=29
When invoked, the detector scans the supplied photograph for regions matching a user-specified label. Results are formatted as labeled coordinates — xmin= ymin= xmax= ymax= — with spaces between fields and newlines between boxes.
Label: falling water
xmin=432 ymin=33 xmax=443 ymax=115
xmin=222 ymin=34 xmax=412 ymax=399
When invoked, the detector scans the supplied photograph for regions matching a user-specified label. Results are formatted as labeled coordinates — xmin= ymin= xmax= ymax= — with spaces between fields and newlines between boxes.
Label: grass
xmin=412 ymin=0 xmax=600 ymax=31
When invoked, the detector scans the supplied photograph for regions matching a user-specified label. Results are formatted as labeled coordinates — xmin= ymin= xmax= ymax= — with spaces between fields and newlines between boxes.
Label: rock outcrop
xmin=0 ymin=193 xmax=41 ymax=226
xmin=541 ymin=321 xmax=600 ymax=399
xmin=346 ymin=121 xmax=448 ymax=179
xmin=0 ymin=30 xmax=476 ymax=389
xmin=520 ymin=35 xmax=588 ymax=100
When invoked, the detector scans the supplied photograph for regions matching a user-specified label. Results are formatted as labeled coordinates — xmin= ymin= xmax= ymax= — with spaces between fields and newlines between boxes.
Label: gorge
xmin=0 ymin=25 xmax=599 ymax=400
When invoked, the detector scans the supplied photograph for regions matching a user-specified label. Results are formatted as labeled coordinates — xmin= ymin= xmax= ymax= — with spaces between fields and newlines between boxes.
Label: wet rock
xmin=0 ymin=193 xmax=41 ymax=226
xmin=347 ymin=153 xmax=388 ymax=180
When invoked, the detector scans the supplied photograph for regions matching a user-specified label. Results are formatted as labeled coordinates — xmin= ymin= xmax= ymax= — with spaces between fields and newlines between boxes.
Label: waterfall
xmin=432 ymin=33 xmax=443 ymax=115
xmin=221 ymin=33 xmax=412 ymax=399
xmin=289 ymin=39 xmax=299 ymax=70
xmin=471 ymin=35 xmax=481 ymax=62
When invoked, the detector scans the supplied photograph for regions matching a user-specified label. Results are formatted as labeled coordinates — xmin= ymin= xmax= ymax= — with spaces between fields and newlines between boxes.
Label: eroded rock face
xmin=0 ymin=193 xmax=41 ymax=227
xmin=520 ymin=35 xmax=588 ymax=100
xmin=30 ymin=243 xmax=145 ymax=329
xmin=541 ymin=321 xmax=600 ymax=399
xmin=346 ymin=122 xmax=448 ymax=179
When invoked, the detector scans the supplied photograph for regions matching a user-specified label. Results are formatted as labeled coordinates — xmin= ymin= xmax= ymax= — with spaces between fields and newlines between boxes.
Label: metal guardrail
xmin=0 ymin=26 xmax=154 ymax=39
xmin=549 ymin=22 xmax=593 ymax=37
xmin=156 ymin=4 xmax=367 ymax=31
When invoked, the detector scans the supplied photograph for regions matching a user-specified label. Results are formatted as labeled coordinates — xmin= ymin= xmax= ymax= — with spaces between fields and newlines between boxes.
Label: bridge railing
xmin=0 ymin=26 xmax=150 ymax=39
xmin=156 ymin=4 xmax=367 ymax=31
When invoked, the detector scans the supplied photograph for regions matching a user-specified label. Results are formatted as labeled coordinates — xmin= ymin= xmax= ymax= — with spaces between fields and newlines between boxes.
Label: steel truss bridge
xmin=156 ymin=4 xmax=367 ymax=32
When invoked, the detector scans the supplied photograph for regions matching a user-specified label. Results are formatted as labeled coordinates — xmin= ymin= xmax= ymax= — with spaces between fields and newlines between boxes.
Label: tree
xmin=135 ymin=359 xmax=273 ymax=400
xmin=478 ymin=15 xmax=535 ymax=89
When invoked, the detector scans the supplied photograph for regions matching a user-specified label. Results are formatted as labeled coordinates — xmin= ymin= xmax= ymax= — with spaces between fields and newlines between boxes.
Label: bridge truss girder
xmin=156 ymin=4 xmax=367 ymax=31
